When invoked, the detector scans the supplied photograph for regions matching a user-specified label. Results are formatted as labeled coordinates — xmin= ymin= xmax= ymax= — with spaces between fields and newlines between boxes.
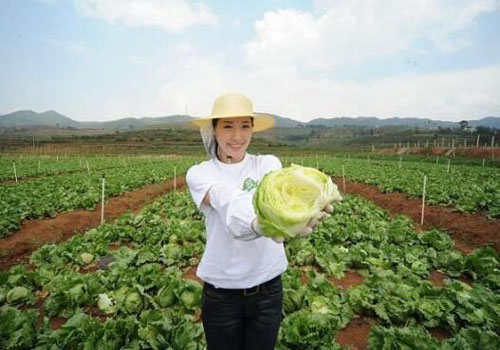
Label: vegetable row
xmin=290 ymin=155 xmax=500 ymax=219
xmin=1 ymin=190 xmax=499 ymax=349
xmin=0 ymin=158 xmax=197 ymax=238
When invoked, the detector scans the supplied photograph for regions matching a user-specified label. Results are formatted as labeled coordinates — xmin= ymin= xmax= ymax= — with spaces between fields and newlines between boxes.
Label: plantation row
xmin=288 ymin=155 xmax=500 ymax=219
xmin=1 ymin=190 xmax=499 ymax=349
xmin=0 ymin=155 xmax=188 ymax=181
xmin=0 ymin=157 xmax=198 ymax=238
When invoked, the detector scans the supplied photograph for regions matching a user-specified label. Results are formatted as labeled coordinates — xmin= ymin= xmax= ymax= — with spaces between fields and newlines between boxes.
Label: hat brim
xmin=191 ymin=113 xmax=274 ymax=132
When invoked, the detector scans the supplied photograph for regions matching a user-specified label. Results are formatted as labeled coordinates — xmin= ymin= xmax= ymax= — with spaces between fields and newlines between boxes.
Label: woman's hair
xmin=212 ymin=117 xmax=254 ymax=129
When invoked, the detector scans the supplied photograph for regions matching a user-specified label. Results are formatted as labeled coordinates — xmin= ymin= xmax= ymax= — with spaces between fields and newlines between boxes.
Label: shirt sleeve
xmin=186 ymin=165 xmax=215 ymax=212
xmin=209 ymin=183 xmax=260 ymax=241
xmin=261 ymin=155 xmax=282 ymax=175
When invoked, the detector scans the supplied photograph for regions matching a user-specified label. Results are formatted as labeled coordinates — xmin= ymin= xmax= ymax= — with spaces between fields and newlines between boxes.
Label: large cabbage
xmin=254 ymin=164 xmax=342 ymax=240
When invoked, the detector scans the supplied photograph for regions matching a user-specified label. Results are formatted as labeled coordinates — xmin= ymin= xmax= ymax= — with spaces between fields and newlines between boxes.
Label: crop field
xmin=0 ymin=153 xmax=499 ymax=349
xmin=0 ymin=155 xmax=200 ymax=237
xmin=290 ymin=155 xmax=500 ymax=218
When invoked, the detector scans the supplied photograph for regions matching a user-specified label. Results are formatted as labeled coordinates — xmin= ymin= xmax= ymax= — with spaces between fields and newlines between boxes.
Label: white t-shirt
xmin=186 ymin=153 xmax=288 ymax=289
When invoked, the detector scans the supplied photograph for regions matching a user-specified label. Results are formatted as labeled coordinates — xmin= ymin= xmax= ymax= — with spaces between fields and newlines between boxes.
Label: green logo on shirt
xmin=242 ymin=177 xmax=258 ymax=192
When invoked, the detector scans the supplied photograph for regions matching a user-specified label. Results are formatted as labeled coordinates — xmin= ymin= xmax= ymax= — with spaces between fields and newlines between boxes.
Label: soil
xmin=184 ymin=265 xmax=202 ymax=283
xmin=0 ymin=177 xmax=186 ymax=270
xmin=335 ymin=316 xmax=377 ymax=350
xmin=49 ymin=316 xmax=67 ymax=330
xmin=429 ymin=270 xmax=447 ymax=287
xmin=336 ymin=178 xmax=499 ymax=254
xmin=329 ymin=270 xmax=364 ymax=290
xmin=429 ymin=327 xmax=452 ymax=341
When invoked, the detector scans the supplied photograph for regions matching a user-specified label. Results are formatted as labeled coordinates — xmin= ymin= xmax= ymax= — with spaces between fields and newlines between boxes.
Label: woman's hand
xmin=296 ymin=203 xmax=334 ymax=238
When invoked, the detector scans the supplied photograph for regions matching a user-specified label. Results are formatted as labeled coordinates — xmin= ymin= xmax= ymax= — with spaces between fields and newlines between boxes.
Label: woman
xmin=186 ymin=93 xmax=319 ymax=350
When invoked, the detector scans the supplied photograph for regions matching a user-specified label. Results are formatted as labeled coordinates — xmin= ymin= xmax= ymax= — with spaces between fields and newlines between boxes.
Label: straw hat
xmin=191 ymin=93 xmax=274 ymax=132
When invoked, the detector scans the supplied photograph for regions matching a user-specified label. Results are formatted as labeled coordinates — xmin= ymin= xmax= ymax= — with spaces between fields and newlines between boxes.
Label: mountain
xmin=468 ymin=117 xmax=500 ymax=128
xmin=273 ymin=115 xmax=305 ymax=127
xmin=78 ymin=115 xmax=194 ymax=129
xmin=0 ymin=110 xmax=79 ymax=127
xmin=1 ymin=109 xmax=498 ymax=129
xmin=308 ymin=116 xmax=457 ymax=128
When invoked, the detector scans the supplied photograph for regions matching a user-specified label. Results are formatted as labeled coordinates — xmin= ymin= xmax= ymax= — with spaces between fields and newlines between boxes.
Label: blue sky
xmin=1 ymin=0 xmax=499 ymax=122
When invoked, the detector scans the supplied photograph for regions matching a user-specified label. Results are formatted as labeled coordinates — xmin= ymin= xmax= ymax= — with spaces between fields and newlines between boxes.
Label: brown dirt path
xmin=335 ymin=316 xmax=377 ymax=350
xmin=0 ymin=177 xmax=186 ymax=270
xmin=336 ymin=178 xmax=499 ymax=254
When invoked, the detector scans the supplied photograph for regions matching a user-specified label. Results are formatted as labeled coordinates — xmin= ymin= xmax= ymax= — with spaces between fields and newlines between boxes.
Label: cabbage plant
xmin=254 ymin=164 xmax=342 ymax=240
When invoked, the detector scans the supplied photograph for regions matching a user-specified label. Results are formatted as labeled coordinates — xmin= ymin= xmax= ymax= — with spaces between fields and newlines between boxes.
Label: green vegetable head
xmin=124 ymin=291 xmax=143 ymax=314
xmin=97 ymin=293 xmax=116 ymax=314
xmin=178 ymin=280 xmax=202 ymax=311
xmin=80 ymin=252 xmax=94 ymax=265
xmin=6 ymin=286 xmax=30 ymax=305
xmin=254 ymin=164 xmax=342 ymax=240
xmin=156 ymin=285 xmax=177 ymax=308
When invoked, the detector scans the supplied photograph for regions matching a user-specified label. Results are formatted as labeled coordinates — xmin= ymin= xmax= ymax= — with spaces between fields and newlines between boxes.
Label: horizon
xmin=2 ymin=108 xmax=498 ymax=125
xmin=1 ymin=0 xmax=500 ymax=122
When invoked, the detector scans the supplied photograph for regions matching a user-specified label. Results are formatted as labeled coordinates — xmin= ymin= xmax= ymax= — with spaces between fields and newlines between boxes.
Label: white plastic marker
xmin=421 ymin=175 xmax=427 ymax=226
xmin=476 ymin=134 xmax=480 ymax=148
xmin=86 ymin=160 xmax=90 ymax=173
xmin=101 ymin=175 xmax=106 ymax=224
xmin=482 ymin=158 xmax=485 ymax=167
xmin=398 ymin=156 xmax=402 ymax=169
xmin=447 ymin=159 xmax=450 ymax=174
xmin=342 ymin=164 xmax=346 ymax=192
xmin=13 ymin=163 xmax=18 ymax=183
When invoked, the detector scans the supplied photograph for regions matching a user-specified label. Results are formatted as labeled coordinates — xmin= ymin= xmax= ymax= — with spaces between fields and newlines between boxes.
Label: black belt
xmin=204 ymin=275 xmax=281 ymax=296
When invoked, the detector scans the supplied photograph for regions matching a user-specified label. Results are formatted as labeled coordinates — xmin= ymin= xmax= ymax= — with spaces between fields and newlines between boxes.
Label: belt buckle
xmin=243 ymin=285 xmax=260 ymax=296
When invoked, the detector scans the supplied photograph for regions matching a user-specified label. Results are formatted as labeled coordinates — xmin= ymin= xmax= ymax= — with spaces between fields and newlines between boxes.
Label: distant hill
xmin=79 ymin=115 xmax=194 ymax=129
xmin=308 ymin=116 xmax=458 ymax=128
xmin=272 ymin=115 xmax=305 ymax=127
xmin=468 ymin=117 xmax=500 ymax=128
xmin=1 ymin=109 xmax=499 ymax=129
xmin=0 ymin=110 xmax=79 ymax=127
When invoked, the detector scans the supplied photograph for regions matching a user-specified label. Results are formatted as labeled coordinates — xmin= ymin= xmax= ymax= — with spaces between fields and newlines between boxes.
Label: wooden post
xmin=86 ymin=160 xmax=90 ymax=173
xmin=476 ymin=134 xmax=480 ymax=148
xmin=446 ymin=159 xmax=450 ymax=174
xmin=174 ymin=166 xmax=177 ymax=191
xmin=421 ymin=175 xmax=427 ymax=226
xmin=398 ymin=156 xmax=402 ymax=169
xmin=482 ymin=158 xmax=485 ymax=167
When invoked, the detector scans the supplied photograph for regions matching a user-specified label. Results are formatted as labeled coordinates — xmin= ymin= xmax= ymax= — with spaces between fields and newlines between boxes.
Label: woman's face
xmin=214 ymin=116 xmax=253 ymax=163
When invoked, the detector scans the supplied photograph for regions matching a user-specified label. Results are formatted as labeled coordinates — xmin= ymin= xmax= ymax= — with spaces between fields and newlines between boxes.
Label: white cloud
xmin=245 ymin=0 xmax=499 ymax=70
xmin=74 ymin=0 xmax=217 ymax=32
xmin=64 ymin=1 xmax=500 ymax=122
xmin=45 ymin=37 xmax=90 ymax=54
xmin=68 ymin=42 xmax=89 ymax=54
xmin=153 ymin=53 xmax=500 ymax=121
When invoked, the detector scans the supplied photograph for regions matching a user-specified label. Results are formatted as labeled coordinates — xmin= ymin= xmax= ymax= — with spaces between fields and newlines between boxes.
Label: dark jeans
xmin=201 ymin=275 xmax=283 ymax=350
